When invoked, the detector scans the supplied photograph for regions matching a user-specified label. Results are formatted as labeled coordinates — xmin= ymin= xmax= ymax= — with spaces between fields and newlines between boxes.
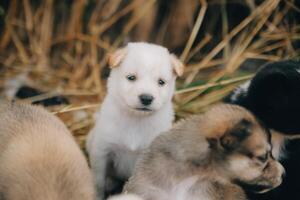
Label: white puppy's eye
xmin=127 ymin=75 xmax=137 ymax=81
xmin=158 ymin=79 xmax=166 ymax=86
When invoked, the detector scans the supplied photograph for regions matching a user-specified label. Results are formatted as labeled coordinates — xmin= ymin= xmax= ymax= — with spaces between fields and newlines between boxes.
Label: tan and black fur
xmin=0 ymin=102 xmax=95 ymax=200
xmin=124 ymin=104 xmax=284 ymax=200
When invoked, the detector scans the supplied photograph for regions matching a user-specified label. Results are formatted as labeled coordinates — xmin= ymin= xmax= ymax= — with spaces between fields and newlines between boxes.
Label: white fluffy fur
xmin=229 ymin=80 xmax=251 ymax=102
xmin=86 ymin=42 xmax=181 ymax=200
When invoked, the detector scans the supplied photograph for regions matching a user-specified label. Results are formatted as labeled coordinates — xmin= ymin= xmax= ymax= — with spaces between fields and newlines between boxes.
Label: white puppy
xmin=86 ymin=42 xmax=184 ymax=200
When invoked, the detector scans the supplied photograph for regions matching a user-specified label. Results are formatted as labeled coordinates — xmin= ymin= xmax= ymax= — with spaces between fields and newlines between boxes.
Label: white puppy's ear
xmin=108 ymin=48 xmax=128 ymax=68
xmin=170 ymin=54 xmax=184 ymax=77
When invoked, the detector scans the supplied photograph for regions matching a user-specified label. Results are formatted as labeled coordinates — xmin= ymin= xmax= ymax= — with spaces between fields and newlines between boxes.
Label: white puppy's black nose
xmin=139 ymin=94 xmax=154 ymax=106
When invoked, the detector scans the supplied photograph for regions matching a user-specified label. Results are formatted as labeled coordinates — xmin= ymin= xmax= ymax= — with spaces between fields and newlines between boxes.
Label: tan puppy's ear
xmin=107 ymin=48 xmax=127 ymax=68
xmin=170 ymin=54 xmax=184 ymax=77
xmin=220 ymin=119 xmax=252 ymax=151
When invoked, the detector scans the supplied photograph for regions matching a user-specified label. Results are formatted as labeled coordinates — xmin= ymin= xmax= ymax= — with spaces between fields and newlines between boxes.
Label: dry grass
xmin=0 ymin=0 xmax=299 ymax=147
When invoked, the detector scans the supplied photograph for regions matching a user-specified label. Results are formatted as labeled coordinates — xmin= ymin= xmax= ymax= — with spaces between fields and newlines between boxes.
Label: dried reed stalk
xmin=0 ymin=0 xmax=299 ymax=147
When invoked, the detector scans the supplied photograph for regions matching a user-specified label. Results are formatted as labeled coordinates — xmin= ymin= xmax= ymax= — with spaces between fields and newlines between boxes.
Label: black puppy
xmin=224 ymin=60 xmax=300 ymax=200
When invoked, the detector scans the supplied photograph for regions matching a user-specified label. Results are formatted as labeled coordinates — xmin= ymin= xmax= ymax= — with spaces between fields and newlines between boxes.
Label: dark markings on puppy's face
xmin=204 ymin=107 xmax=284 ymax=194
xmin=220 ymin=119 xmax=252 ymax=151
xmin=222 ymin=121 xmax=283 ymax=194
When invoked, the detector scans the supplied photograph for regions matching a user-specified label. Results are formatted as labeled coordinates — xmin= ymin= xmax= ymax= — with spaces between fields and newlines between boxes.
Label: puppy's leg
xmin=89 ymin=144 xmax=109 ymax=200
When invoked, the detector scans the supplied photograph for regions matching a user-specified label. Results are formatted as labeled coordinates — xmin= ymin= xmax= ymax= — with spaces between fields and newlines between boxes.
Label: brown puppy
xmin=124 ymin=104 xmax=284 ymax=200
xmin=0 ymin=102 xmax=95 ymax=200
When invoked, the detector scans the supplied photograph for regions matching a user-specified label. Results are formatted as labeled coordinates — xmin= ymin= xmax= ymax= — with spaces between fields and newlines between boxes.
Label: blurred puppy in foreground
xmin=124 ymin=104 xmax=284 ymax=200
xmin=0 ymin=102 xmax=95 ymax=200
xmin=86 ymin=42 xmax=184 ymax=199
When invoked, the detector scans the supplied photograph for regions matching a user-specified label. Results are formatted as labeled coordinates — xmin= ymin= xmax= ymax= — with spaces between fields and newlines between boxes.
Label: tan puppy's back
xmin=0 ymin=103 xmax=95 ymax=200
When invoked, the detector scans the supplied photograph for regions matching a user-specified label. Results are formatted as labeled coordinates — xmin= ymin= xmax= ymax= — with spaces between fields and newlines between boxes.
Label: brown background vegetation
xmin=0 ymin=0 xmax=299 ymax=147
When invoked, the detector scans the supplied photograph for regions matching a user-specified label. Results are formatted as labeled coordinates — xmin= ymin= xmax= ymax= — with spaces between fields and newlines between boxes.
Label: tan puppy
xmin=0 ymin=102 xmax=95 ymax=200
xmin=124 ymin=104 xmax=284 ymax=200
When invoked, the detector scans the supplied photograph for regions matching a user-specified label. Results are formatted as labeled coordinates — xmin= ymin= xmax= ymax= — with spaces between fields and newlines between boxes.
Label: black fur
xmin=224 ymin=60 xmax=300 ymax=135
xmin=224 ymin=60 xmax=300 ymax=200
xmin=15 ymin=85 xmax=69 ymax=106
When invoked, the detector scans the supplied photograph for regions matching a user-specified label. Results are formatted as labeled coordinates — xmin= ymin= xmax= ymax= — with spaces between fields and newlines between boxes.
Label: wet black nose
xmin=139 ymin=94 xmax=154 ymax=106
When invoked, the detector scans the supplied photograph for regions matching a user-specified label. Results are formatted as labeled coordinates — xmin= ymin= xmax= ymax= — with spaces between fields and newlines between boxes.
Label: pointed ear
xmin=170 ymin=54 xmax=184 ymax=77
xmin=220 ymin=119 xmax=252 ymax=151
xmin=107 ymin=48 xmax=127 ymax=68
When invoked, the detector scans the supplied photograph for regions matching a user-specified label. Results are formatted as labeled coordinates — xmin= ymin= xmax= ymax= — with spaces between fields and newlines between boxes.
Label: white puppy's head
xmin=107 ymin=42 xmax=184 ymax=114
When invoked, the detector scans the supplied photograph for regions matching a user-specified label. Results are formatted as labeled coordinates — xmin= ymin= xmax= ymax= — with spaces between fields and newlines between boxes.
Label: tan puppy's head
xmin=203 ymin=104 xmax=284 ymax=194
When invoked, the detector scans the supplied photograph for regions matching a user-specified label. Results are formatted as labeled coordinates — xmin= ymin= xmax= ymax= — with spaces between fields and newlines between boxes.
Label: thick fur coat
xmin=0 ymin=102 xmax=95 ymax=200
